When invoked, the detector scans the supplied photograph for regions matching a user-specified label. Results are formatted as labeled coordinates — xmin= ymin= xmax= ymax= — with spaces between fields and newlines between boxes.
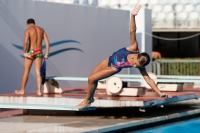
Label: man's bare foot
xmin=37 ymin=90 xmax=42 ymax=96
xmin=76 ymin=99 xmax=91 ymax=109
xmin=15 ymin=90 xmax=24 ymax=95
xmin=131 ymin=5 xmax=141 ymax=16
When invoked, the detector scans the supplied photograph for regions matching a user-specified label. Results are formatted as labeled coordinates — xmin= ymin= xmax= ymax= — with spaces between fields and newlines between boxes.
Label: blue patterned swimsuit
xmin=108 ymin=47 xmax=139 ymax=73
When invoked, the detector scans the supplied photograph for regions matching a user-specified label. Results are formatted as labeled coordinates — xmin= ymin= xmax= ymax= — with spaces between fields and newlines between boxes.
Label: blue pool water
xmin=129 ymin=117 xmax=200 ymax=133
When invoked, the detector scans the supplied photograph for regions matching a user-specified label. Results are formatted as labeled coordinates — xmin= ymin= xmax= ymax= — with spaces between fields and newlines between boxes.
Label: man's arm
xmin=43 ymin=31 xmax=50 ymax=59
xmin=138 ymin=67 xmax=172 ymax=98
xmin=152 ymin=52 xmax=162 ymax=59
xmin=23 ymin=30 xmax=29 ymax=54
xmin=129 ymin=6 xmax=141 ymax=51
xmin=23 ymin=30 xmax=33 ymax=58
xmin=158 ymin=52 xmax=162 ymax=58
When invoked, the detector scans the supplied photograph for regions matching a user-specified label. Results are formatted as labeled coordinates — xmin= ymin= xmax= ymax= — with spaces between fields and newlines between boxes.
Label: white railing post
xmin=156 ymin=62 xmax=160 ymax=75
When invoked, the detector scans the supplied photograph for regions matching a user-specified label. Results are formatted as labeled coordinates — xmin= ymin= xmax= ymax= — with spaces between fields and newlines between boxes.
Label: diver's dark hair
xmin=27 ymin=19 xmax=35 ymax=24
xmin=137 ymin=52 xmax=150 ymax=67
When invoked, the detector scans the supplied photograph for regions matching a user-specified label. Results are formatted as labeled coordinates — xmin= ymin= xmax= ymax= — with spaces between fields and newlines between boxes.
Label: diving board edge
xmin=0 ymin=103 xmax=96 ymax=111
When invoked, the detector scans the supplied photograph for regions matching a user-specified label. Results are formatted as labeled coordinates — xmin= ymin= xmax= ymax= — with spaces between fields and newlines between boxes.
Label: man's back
xmin=27 ymin=26 xmax=44 ymax=50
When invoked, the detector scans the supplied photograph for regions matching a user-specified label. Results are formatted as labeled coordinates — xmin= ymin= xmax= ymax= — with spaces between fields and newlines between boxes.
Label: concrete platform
xmin=0 ymin=87 xmax=199 ymax=111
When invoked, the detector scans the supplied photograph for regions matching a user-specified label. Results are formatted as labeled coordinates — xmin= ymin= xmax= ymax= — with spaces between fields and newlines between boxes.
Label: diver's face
xmin=132 ymin=59 xmax=142 ymax=68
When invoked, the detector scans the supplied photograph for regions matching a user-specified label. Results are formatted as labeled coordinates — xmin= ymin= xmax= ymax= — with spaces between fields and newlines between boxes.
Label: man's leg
xmin=15 ymin=58 xmax=33 ymax=94
xmin=34 ymin=58 xmax=43 ymax=96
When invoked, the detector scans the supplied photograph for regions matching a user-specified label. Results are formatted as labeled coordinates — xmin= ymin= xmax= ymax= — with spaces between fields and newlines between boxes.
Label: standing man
xmin=15 ymin=19 xmax=50 ymax=96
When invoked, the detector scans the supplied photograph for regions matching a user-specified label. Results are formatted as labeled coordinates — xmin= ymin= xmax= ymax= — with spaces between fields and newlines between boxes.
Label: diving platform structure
xmin=0 ymin=74 xmax=200 ymax=113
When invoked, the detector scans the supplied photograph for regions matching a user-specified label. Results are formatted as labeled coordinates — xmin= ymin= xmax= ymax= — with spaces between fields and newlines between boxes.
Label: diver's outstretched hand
xmin=160 ymin=93 xmax=172 ymax=99
xmin=131 ymin=5 xmax=141 ymax=16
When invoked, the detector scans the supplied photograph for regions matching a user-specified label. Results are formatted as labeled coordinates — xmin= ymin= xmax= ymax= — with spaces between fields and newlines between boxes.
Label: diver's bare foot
xmin=90 ymin=97 xmax=95 ymax=103
xmin=15 ymin=90 xmax=24 ymax=95
xmin=76 ymin=99 xmax=91 ymax=109
xmin=37 ymin=90 xmax=42 ymax=96
xmin=132 ymin=5 xmax=141 ymax=16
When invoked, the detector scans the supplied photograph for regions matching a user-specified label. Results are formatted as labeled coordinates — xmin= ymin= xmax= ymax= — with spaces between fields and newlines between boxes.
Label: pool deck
xmin=1 ymin=87 xmax=200 ymax=132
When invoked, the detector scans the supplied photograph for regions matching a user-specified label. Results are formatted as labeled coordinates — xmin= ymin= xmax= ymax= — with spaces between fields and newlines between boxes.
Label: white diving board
xmin=120 ymin=78 xmax=200 ymax=83
xmin=46 ymin=76 xmax=200 ymax=83
xmin=46 ymin=76 xmax=88 ymax=81
xmin=116 ymin=74 xmax=200 ymax=80
xmin=0 ymin=103 xmax=96 ymax=111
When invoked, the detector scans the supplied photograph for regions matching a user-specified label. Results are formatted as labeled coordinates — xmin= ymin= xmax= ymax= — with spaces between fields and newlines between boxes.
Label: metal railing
xmin=152 ymin=59 xmax=200 ymax=75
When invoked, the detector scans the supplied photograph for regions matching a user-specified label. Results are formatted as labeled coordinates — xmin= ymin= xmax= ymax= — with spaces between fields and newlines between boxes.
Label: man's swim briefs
xmin=28 ymin=49 xmax=43 ymax=58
